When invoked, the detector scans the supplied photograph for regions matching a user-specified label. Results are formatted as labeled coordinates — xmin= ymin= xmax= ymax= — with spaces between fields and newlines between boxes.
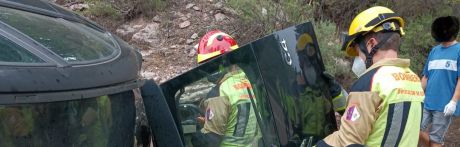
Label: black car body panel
xmin=0 ymin=1 xmax=142 ymax=94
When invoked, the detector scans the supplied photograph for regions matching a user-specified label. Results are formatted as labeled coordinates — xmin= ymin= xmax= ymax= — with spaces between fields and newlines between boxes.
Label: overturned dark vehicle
xmin=0 ymin=0 xmax=337 ymax=146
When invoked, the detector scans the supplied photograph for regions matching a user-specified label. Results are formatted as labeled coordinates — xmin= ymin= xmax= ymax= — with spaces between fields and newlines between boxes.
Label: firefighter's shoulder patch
xmin=206 ymin=108 xmax=214 ymax=121
xmin=345 ymin=105 xmax=360 ymax=121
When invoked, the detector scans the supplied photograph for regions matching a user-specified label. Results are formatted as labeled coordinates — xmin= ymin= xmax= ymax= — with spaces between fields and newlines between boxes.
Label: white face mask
xmin=352 ymin=56 xmax=366 ymax=77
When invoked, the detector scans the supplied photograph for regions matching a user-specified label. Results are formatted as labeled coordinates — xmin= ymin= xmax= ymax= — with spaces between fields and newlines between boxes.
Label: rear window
xmin=0 ymin=35 xmax=43 ymax=63
xmin=0 ymin=7 xmax=117 ymax=63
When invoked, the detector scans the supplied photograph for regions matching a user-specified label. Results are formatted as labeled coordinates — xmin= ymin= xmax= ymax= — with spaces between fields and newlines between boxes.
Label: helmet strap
xmin=358 ymin=32 xmax=393 ymax=68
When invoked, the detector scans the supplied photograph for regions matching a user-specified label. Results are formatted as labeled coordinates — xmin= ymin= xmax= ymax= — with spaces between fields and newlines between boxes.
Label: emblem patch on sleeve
xmin=345 ymin=105 xmax=360 ymax=121
xmin=206 ymin=108 xmax=214 ymax=121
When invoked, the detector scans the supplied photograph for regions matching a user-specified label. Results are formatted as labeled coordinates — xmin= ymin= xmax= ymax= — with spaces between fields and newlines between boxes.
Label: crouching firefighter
xmin=316 ymin=6 xmax=424 ymax=147
xmin=192 ymin=30 xmax=260 ymax=147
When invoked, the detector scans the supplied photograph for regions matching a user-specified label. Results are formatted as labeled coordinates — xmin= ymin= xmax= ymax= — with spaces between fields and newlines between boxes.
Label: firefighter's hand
xmin=81 ymin=107 xmax=97 ymax=127
xmin=197 ymin=116 xmax=205 ymax=125
xmin=444 ymin=100 xmax=457 ymax=116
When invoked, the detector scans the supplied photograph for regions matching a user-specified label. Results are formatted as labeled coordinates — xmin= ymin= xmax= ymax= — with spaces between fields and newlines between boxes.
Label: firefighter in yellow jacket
xmin=316 ymin=6 xmax=424 ymax=147
xmin=195 ymin=30 xmax=260 ymax=147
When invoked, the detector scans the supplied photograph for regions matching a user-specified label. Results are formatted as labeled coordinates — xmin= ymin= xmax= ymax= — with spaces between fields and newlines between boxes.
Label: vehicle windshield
xmin=0 ymin=91 xmax=135 ymax=147
xmin=0 ymin=34 xmax=43 ymax=63
xmin=0 ymin=6 xmax=117 ymax=63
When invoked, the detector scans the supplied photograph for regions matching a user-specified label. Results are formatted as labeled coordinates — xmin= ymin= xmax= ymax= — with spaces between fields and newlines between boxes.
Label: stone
xmin=186 ymin=3 xmax=195 ymax=9
xmin=214 ymin=2 xmax=223 ymax=9
xmin=139 ymin=50 xmax=154 ymax=57
xmin=131 ymin=23 xmax=160 ymax=45
xmin=261 ymin=8 xmax=267 ymax=16
xmin=178 ymin=38 xmax=186 ymax=44
xmin=193 ymin=6 xmax=201 ymax=11
xmin=69 ymin=4 xmax=89 ymax=11
xmin=186 ymin=39 xmax=194 ymax=45
xmin=179 ymin=21 xmax=191 ymax=29
xmin=214 ymin=13 xmax=226 ymax=21
xmin=191 ymin=33 xmax=199 ymax=39
xmin=188 ymin=48 xmax=197 ymax=57
xmin=116 ymin=24 xmax=144 ymax=36
xmin=141 ymin=71 xmax=155 ymax=79
xmin=153 ymin=15 xmax=161 ymax=22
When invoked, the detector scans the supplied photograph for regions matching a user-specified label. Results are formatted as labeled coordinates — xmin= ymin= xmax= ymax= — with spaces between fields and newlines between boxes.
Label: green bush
xmin=227 ymin=0 xmax=458 ymax=88
xmin=227 ymin=0 xmax=314 ymax=33
xmin=399 ymin=14 xmax=437 ymax=75
xmin=134 ymin=0 xmax=167 ymax=16
xmin=314 ymin=21 xmax=355 ymax=89
xmin=84 ymin=0 xmax=122 ymax=20
xmin=81 ymin=0 xmax=166 ymax=20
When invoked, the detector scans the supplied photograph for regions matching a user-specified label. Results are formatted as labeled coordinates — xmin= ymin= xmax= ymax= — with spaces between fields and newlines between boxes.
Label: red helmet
xmin=197 ymin=30 xmax=239 ymax=63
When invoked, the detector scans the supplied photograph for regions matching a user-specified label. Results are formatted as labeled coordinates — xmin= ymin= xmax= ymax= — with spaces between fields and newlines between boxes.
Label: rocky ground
xmin=60 ymin=0 xmax=460 ymax=145
xmin=444 ymin=117 xmax=460 ymax=146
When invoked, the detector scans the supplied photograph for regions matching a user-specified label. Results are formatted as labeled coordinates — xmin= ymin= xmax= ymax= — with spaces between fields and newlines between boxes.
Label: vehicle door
xmin=159 ymin=22 xmax=337 ymax=147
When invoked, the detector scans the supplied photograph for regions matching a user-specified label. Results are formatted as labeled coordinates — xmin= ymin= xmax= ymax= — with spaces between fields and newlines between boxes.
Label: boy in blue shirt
xmin=420 ymin=16 xmax=460 ymax=147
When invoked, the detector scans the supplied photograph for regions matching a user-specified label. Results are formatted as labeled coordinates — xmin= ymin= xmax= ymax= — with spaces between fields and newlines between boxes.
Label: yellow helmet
xmin=341 ymin=6 xmax=405 ymax=56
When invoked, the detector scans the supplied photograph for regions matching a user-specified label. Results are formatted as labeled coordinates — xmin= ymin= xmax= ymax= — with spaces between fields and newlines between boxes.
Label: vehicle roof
xmin=0 ymin=0 xmax=143 ymax=102
xmin=0 ymin=0 xmax=104 ymax=31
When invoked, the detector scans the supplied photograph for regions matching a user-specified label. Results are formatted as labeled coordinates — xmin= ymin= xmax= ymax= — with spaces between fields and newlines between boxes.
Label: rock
xmin=153 ymin=15 xmax=160 ymax=22
xmin=214 ymin=13 xmax=226 ymax=21
xmin=141 ymin=71 xmax=155 ymax=79
xmin=179 ymin=38 xmax=186 ymax=44
xmin=131 ymin=23 xmax=160 ymax=45
xmin=176 ymin=12 xmax=185 ymax=18
xmin=203 ymin=13 xmax=209 ymax=21
xmin=186 ymin=39 xmax=194 ymax=45
xmin=139 ymin=50 xmax=154 ymax=57
xmin=116 ymin=24 xmax=144 ymax=37
xmin=188 ymin=48 xmax=197 ymax=57
xmin=69 ymin=4 xmax=89 ymax=11
xmin=180 ymin=16 xmax=188 ymax=21
xmin=186 ymin=3 xmax=195 ymax=9
xmin=179 ymin=21 xmax=191 ymax=29
xmin=214 ymin=2 xmax=223 ymax=9
xmin=191 ymin=33 xmax=199 ymax=39
xmin=223 ymin=7 xmax=239 ymax=15
xmin=261 ymin=8 xmax=267 ymax=16
xmin=170 ymin=45 xmax=178 ymax=49
xmin=193 ymin=6 xmax=201 ymax=11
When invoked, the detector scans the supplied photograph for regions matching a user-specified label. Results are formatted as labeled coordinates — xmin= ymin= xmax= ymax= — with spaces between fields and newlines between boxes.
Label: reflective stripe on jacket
xmin=201 ymin=69 xmax=259 ymax=147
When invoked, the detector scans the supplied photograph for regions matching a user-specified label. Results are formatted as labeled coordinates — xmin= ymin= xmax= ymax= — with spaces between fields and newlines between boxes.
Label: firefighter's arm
xmin=316 ymin=91 xmax=382 ymax=146
xmin=201 ymin=96 xmax=231 ymax=136
xmin=332 ymin=89 xmax=348 ymax=114
xmin=322 ymin=72 xmax=347 ymax=114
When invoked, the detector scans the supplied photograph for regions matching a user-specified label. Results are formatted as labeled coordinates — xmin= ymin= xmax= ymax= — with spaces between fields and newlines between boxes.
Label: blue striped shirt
xmin=423 ymin=43 xmax=460 ymax=116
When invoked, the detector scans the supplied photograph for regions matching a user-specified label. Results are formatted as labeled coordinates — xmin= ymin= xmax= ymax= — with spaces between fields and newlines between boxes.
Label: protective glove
xmin=322 ymin=72 xmax=341 ymax=97
xmin=444 ymin=100 xmax=457 ymax=116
